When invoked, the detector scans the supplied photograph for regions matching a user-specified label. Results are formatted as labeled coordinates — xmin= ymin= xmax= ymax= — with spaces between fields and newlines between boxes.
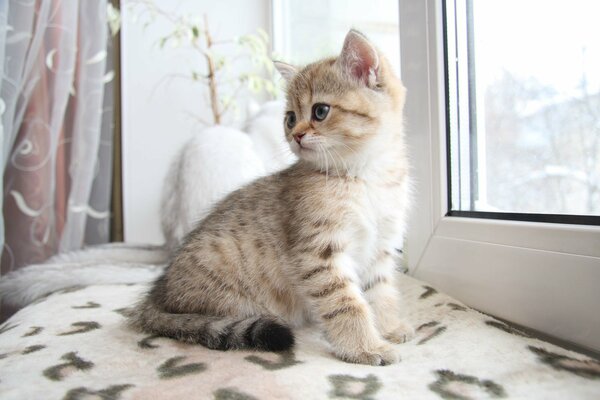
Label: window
xmin=272 ymin=0 xmax=400 ymax=73
xmin=401 ymin=0 xmax=600 ymax=353
xmin=447 ymin=0 xmax=600 ymax=222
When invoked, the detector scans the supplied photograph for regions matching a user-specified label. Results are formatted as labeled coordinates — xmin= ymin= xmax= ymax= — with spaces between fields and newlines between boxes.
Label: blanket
xmin=0 ymin=247 xmax=599 ymax=399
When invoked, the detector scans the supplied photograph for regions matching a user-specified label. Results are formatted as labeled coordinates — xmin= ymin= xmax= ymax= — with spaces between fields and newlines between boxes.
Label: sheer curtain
xmin=0 ymin=0 xmax=114 ymax=276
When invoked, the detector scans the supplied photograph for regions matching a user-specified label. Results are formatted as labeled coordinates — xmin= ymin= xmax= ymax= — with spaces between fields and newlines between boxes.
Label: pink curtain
xmin=1 ymin=0 xmax=114 ymax=276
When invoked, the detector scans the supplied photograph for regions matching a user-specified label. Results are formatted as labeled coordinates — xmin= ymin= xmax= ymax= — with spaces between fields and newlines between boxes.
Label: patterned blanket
xmin=1 ymin=270 xmax=599 ymax=399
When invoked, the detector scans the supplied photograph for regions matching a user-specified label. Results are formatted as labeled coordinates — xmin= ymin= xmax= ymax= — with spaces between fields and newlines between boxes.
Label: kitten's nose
xmin=293 ymin=133 xmax=306 ymax=144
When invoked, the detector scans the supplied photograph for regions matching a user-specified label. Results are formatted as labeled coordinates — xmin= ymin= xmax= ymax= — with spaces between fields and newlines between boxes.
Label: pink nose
xmin=293 ymin=133 xmax=306 ymax=144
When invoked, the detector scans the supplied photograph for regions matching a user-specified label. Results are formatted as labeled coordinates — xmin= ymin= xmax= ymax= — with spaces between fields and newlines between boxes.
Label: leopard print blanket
xmin=0 ymin=258 xmax=599 ymax=399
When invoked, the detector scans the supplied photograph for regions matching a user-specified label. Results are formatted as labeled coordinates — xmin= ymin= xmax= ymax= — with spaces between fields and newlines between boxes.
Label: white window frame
xmin=400 ymin=0 xmax=600 ymax=353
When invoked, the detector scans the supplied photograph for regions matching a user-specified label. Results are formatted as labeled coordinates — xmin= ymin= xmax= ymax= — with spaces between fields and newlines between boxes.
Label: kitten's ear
xmin=273 ymin=61 xmax=297 ymax=84
xmin=336 ymin=29 xmax=379 ymax=87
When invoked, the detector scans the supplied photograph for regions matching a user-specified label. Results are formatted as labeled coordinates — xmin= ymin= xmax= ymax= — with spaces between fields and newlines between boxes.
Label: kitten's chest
xmin=345 ymin=176 xmax=407 ymax=261
xmin=358 ymin=180 xmax=404 ymax=237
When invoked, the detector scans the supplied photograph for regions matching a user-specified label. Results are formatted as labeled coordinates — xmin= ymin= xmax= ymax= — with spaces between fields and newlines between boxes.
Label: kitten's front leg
xmin=297 ymin=251 xmax=400 ymax=366
xmin=363 ymin=252 xmax=414 ymax=344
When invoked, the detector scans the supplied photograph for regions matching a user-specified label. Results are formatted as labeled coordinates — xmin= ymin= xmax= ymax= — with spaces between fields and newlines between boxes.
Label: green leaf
xmin=159 ymin=36 xmax=168 ymax=48
xmin=257 ymin=28 xmax=269 ymax=44
xmin=221 ymin=95 xmax=231 ymax=107
xmin=265 ymin=80 xmax=275 ymax=93
xmin=263 ymin=58 xmax=274 ymax=74
xmin=247 ymin=75 xmax=262 ymax=93
xmin=214 ymin=56 xmax=226 ymax=70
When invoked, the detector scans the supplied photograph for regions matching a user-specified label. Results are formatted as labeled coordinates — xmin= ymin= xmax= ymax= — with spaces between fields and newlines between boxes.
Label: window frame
xmin=446 ymin=0 xmax=600 ymax=223
xmin=400 ymin=0 xmax=600 ymax=353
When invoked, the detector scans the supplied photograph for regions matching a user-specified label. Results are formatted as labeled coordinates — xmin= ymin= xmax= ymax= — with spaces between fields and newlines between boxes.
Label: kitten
xmin=129 ymin=30 xmax=414 ymax=366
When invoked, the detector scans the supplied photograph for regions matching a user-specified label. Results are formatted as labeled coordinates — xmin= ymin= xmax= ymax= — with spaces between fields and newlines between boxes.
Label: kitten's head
xmin=274 ymin=29 xmax=406 ymax=175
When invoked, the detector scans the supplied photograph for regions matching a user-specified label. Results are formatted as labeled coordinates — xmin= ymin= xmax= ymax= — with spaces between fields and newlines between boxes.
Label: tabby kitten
xmin=129 ymin=30 xmax=413 ymax=366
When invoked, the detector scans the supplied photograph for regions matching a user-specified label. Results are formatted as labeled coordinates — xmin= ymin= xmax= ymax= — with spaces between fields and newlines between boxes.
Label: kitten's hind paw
xmin=383 ymin=321 xmax=415 ymax=344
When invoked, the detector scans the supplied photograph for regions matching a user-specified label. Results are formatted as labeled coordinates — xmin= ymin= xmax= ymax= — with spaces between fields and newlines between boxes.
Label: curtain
xmin=0 ymin=0 xmax=114 ymax=276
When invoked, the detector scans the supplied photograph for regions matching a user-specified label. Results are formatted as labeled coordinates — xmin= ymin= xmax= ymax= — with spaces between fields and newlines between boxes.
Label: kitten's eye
xmin=285 ymin=111 xmax=296 ymax=129
xmin=312 ymin=103 xmax=330 ymax=121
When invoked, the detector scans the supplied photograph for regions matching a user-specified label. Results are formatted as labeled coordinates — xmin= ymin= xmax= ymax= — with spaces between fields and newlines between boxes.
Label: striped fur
xmin=129 ymin=30 xmax=413 ymax=365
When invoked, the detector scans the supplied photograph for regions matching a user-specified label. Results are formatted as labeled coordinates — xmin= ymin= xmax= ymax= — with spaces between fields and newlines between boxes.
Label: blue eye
xmin=286 ymin=111 xmax=296 ymax=129
xmin=312 ymin=103 xmax=330 ymax=121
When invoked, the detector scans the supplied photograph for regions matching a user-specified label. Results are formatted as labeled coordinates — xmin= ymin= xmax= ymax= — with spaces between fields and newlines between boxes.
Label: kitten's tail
xmin=128 ymin=299 xmax=295 ymax=352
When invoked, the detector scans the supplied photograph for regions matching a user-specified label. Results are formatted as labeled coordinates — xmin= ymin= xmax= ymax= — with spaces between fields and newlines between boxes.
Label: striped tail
xmin=128 ymin=300 xmax=294 ymax=352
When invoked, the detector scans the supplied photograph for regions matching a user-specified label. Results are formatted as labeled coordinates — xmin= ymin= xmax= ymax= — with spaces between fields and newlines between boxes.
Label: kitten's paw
xmin=383 ymin=321 xmax=415 ymax=344
xmin=340 ymin=343 xmax=400 ymax=366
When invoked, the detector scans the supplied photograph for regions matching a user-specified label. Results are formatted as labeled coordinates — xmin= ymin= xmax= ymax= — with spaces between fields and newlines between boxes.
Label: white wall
xmin=121 ymin=0 xmax=271 ymax=244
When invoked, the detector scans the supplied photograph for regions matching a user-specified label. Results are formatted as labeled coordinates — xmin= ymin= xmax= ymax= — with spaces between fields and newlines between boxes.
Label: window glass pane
xmin=273 ymin=0 xmax=400 ymax=75
xmin=448 ymin=0 xmax=600 ymax=216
